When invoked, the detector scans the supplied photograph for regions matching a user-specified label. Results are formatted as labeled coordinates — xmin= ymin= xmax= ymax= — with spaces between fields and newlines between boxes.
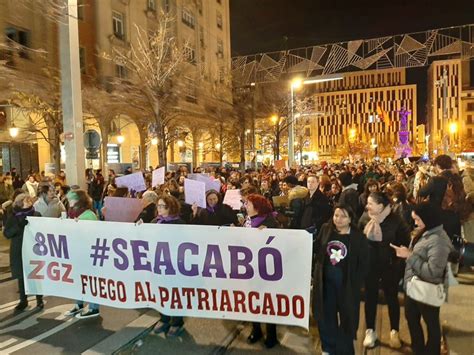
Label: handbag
xmin=406 ymin=275 xmax=446 ymax=307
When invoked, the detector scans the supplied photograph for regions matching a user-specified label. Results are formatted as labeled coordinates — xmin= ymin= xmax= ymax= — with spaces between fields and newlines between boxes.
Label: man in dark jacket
xmin=338 ymin=172 xmax=360 ymax=218
xmin=418 ymin=154 xmax=452 ymax=206
xmin=300 ymin=175 xmax=332 ymax=233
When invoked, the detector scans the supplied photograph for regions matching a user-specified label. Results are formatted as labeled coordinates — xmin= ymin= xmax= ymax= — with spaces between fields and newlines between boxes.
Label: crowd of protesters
xmin=1 ymin=154 xmax=473 ymax=354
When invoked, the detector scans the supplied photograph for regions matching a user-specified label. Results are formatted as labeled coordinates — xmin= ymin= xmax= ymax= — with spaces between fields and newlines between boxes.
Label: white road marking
xmin=0 ymin=297 xmax=36 ymax=312
xmin=0 ymin=304 xmax=79 ymax=353
xmin=0 ymin=338 xmax=16 ymax=348
xmin=3 ymin=316 xmax=79 ymax=354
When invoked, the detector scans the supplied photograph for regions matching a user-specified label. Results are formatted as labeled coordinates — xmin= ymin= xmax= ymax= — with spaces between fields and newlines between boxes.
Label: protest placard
xmin=103 ymin=197 xmax=143 ymax=222
xmin=274 ymin=160 xmax=288 ymax=170
xmin=184 ymin=178 xmax=206 ymax=208
xmin=152 ymin=167 xmax=165 ymax=187
xmin=23 ymin=217 xmax=312 ymax=328
xmin=223 ymin=189 xmax=242 ymax=210
xmin=115 ymin=172 xmax=147 ymax=192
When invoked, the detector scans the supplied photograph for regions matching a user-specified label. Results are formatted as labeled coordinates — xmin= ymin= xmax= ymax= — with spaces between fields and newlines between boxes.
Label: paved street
xmin=0 ymin=231 xmax=472 ymax=354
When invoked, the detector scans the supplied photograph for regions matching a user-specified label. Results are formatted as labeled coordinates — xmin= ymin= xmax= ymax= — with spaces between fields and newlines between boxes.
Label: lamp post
xmin=288 ymin=74 xmax=343 ymax=167
xmin=60 ymin=0 xmax=85 ymax=187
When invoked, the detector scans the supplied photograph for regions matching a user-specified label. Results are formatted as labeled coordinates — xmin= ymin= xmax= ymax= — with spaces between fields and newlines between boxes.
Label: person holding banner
xmin=4 ymin=193 xmax=44 ymax=311
xmin=244 ymin=193 xmax=280 ymax=349
xmin=191 ymin=190 xmax=238 ymax=226
xmin=64 ymin=190 xmax=101 ymax=319
xmin=152 ymin=195 xmax=186 ymax=337
xmin=313 ymin=204 xmax=369 ymax=355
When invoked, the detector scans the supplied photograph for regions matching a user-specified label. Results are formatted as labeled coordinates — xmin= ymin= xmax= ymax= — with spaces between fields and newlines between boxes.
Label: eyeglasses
xmin=157 ymin=204 xmax=168 ymax=208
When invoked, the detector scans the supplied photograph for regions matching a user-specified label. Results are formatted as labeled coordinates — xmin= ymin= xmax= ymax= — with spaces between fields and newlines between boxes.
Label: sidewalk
xmin=117 ymin=269 xmax=474 ymax=354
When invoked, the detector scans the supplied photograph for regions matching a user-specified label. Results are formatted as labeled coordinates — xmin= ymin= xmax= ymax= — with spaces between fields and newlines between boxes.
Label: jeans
xmin=160 ymin=314 xmax=184 ymax=326
xmin=318 ymin=265 xmax=354 ymax=355
xmin=405 ymin=296 xmax=441 ymax=355
xmin=93 ymin=200 xmax=103 ymax=219
xmin=77 ymin=301 xmax=99 ymax=311
xmin=365 ymin=264 xmax=400 ymax=331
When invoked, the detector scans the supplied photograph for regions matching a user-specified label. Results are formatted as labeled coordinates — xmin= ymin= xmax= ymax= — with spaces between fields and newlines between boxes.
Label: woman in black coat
xmin=244 ymin=193 xmax=280 ymax=349
xmin=313 ymin=204 xmax=369 ymax=355
xmin=3 ymin=193 xmax=43 ymax=311
xmin=151 ymin=195 xmax=186 ymax=337
xmin=191 ymin=190 xmax=238 ymax=226
xmin=358 ymin=191 xmax=411 ymax=349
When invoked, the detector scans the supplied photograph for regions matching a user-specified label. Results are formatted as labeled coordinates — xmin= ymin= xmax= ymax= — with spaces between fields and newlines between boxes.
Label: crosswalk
xmin=0 ymin=278 xmax=152 ymax=354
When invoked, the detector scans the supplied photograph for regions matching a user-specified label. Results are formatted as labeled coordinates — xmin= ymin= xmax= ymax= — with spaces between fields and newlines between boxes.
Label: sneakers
xmin=76 ymin=309 xmax=100 ymax=319
xmin=389 ymin=329 xmax=402 ymax=349
xmin=363 ymin=329 xmax=377 ymax=348
xmin=64 ymin=304 xmax=83 ymax=316
xmin=166 ymin=325 xmax=184 ymax=337
xmin=152 ymin=321 xmax=170 ymax=335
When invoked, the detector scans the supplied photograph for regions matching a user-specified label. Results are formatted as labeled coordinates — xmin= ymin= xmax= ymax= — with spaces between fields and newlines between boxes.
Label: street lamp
xmin=449 ymin=122 xmax=458 ymax=135
xmin=116 ymin=134 xmax=125 ymax=144
xmin=151 ymin=137 xmax=158 ymax=145
xmin=288 ymin=74 xmax=343 ymax=167
xmin=215 ymin=143 xmax=221 ymax=149
xmin=9 ymin=124 xmax=19 ymax=138
xmin=177 ymin=140 xmax=184 ymax=147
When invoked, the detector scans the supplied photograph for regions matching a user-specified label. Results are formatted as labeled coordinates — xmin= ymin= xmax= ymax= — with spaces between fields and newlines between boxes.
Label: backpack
xmin=441 ymin=173 xmax=472 ymax=222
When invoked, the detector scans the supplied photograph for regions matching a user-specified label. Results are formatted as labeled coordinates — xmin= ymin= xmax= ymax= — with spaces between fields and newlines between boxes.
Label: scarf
xmin=364 ymin=205 xmax=391 ymax=242
xmin=249 ymin=212 xmax=278 ymax=228
xmin=14 ymin=206 xmax=35 ymax=218
xmin=206 ymin=205 xmax=217 ymax=213
xmin=25 ymin=181 xmax=37 ymax=197
xmin=156 ymin=215 xmax=180 ymax=224
xmin=68 ymin=207 xmax=87 ymax=219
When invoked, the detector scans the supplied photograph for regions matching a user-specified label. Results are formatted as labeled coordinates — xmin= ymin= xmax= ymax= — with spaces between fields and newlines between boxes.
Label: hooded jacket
xmin=192 ymin=190 xmax=238 ymax=226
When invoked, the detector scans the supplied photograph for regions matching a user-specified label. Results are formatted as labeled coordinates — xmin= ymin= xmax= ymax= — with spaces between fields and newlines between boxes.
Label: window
xmin=147 ymin=0 xmax=156 ymax=11
xmin=182 ymin=8 xmax=195 ymax=29
xmin=79 ymin=47 xmax=86 ymax=74
xmin=199 ymin=26 xmax=205 ymax=47
xmin=467 ymin=103 xmax=474 ymax=111
xmin=115 ymin=64 xmax=127 ymax=79
xmin=5 ymin=27 xmax=30 ymax=58
xmin=164 ymin=0 xmax=170 ymax=13
xmin=216 ymin=11 xmax=223 ymax=29
xmin=184 ymin=77 xmax=197 ymax=103
xmin=77 ymin=0 xmax=84 ymax=20
xmin=468 ymin=115 xmax=473 ymax=125
xmin=107 ymin=144 xmax=120 ymax=163
xmin=184 ymin=45 xmax=196 ymax=64
xmin=197 ymin=0 xmax=203 ymax=15
xmin=217 ymin=39 xmax=224 ymax=58
xmin=112 ymin=11 xmax=125 ymax=40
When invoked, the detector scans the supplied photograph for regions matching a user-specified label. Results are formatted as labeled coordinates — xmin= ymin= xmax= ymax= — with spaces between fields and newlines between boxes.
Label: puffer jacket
xmin=404 ymin=225 xmax=454 ymax=289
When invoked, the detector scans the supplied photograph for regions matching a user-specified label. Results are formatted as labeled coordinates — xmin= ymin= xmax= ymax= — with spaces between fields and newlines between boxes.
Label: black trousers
xmin=365 ymin=265 xmax=400 ymax=331
xmin=318 ymin=265 xmax=354 ymax=355
xmin=18 ymin=277 xmax=43 ymax=303
xmin=252 ymin=322 xmax=277 ymax=341
xmin=405 ymin=296 xmax=441 ymax=355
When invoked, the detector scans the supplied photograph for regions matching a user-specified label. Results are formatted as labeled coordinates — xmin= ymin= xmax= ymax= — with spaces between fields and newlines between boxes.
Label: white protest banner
xmin=194 ymin=174 xmax=221 ymax=192
xmin=23 ymin=217 xmax=312 ymax=328
xmin=115 ymin=172 xmax=147 ymax=192
xmin=184 ymin=178 xmax=206 ymax=208
xmin=223 ymin=189 xmax=242 ymax=210
xmin=152 ymin=167 xmax=165 ymax=187
xmin=403 ymin=157 xmax=411 ymax=165
xmin=103 ymin=197 xmax=143 ymax=222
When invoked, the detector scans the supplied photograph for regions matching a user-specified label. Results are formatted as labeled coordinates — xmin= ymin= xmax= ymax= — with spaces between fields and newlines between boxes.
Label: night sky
xmin=230 ymin=0 xmax=474 ymax=123
xmin=230 ymin=0 xmax=474 ymax=56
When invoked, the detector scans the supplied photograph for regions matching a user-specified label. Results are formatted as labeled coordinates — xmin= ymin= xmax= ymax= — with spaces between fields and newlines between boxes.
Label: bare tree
xmin=106 ymin=13 xmax=189 ymax=168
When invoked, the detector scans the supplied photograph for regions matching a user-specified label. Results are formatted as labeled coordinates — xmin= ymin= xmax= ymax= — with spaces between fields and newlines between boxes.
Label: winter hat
xmin=413 ymin=202 xmax=442 ymax=231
